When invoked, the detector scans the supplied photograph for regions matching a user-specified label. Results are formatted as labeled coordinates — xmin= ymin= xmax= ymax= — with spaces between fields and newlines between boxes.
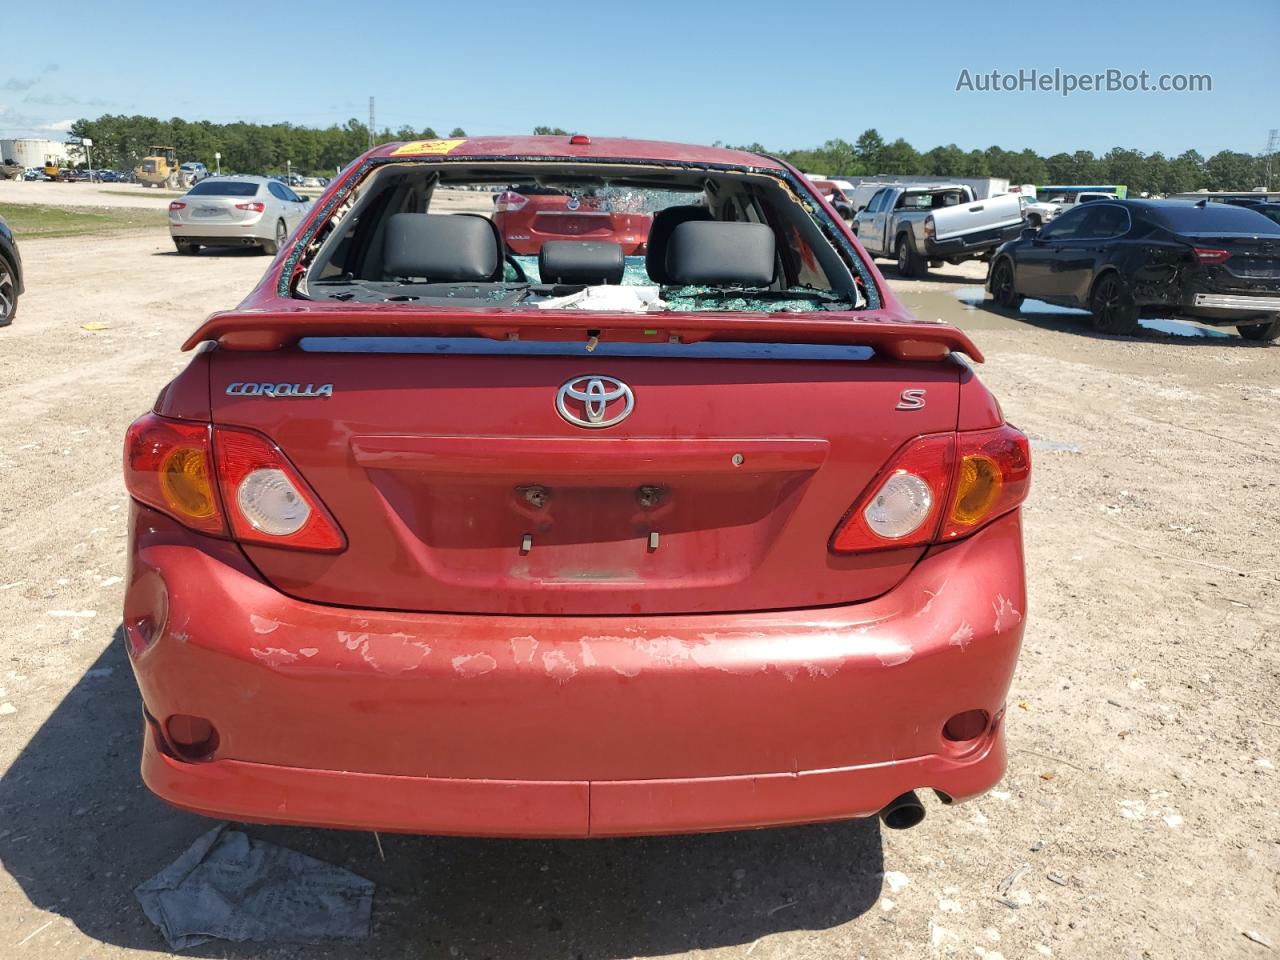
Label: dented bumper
xmin=125 ymin=503 xmax=1025 ymax=837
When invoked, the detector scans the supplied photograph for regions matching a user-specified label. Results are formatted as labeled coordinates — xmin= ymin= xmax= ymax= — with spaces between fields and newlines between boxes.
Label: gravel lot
xmin=0 ymin=222 xmax=1276 ymax=960
xmin=0 ymin=179 xmax=178 ymax=209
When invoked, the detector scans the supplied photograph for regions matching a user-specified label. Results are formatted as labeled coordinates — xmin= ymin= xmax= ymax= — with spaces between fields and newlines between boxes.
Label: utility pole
xmin=1266 ymin=129 xmax=1278 ymax=192
xmin=368 ymin=96 xmax=375 ymax=151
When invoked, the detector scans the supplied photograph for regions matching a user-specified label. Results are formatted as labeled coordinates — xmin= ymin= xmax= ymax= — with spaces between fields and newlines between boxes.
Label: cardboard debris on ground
xmin=135 ymin=824 xmax=374 ymax=949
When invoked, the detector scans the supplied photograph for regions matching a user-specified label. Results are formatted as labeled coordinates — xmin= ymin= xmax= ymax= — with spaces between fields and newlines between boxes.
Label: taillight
xmin=940 ymin=425 xmax=1031 ymax=541
xmin=924 ymin=215 xmax=936 ymax=240
xmin=829 ymin=424 xmax=1030 ymax=553
xmin=212 ymin=426 xmax=345 ymax=551
xmin=124 ymin=414 xmax=225 ymax=535
xmin=830 ymin=434 xmax=955 ymax=552
xmin=1192 ymin=247 xmax=1231 ymax=264
xmin=123 ymin=414 xmax=344 ymax=551
xmin=168 ymin=201 xmax=186 ymax=211
xmin=494 ymin=190 xmax=528 ymax=213
xmin=235 ymin=201 xmax=266 ymax=212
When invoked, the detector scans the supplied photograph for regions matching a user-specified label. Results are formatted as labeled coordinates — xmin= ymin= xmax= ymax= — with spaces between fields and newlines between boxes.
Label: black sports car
xmin=987 ymin=199 xmax=1280 ymax=341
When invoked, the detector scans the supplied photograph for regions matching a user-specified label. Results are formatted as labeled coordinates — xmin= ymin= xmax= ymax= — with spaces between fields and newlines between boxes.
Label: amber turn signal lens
xmin=159 ymin=447 xmax=216 ymax=519
xmin=950 ymin=454 xmax=1003 ymax=526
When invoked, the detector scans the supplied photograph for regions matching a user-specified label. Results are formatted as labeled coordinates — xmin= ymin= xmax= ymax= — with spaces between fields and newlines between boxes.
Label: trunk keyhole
xmin=521 ymin=486 xmax=549 ymax=508
xmin=637 ymin=486 xmax=663 ymax=508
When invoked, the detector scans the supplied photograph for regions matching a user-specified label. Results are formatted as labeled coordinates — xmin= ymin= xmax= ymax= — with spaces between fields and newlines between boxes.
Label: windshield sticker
xmin=391 ymin=139 xmax=467 ymax=156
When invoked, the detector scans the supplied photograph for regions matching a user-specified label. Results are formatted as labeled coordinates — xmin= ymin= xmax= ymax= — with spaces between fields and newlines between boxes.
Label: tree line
xmin=65 ymin=114 xmax=1271 ymax=193
xmin=729 ymin=130 xmax=1270 ymax=195
xmin=65 ymin=115 xmax=467 ymax=176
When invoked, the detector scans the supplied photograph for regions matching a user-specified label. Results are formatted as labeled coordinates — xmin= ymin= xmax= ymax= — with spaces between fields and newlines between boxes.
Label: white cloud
xmin=23 ymin=92 xmax=110 ymax=107
xmin=0 ymin=104 xmax=77 ymax=138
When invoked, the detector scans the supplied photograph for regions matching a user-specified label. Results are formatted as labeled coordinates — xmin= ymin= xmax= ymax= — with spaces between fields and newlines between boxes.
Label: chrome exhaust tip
xmin=878 ymin=790 xmax=926 ymax=830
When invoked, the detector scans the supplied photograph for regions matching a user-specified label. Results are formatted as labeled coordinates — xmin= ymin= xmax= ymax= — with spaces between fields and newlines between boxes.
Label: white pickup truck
xmin=1044 ymin=190 xmax=1118 ymax=208
xmin=851 ymin=184 xmax=1025 ymax=277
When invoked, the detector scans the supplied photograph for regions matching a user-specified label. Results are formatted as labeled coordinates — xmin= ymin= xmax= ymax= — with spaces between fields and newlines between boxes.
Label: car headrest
xmin=538 ymin=240 xmax=624 ymax=285
xmin=384 ymin=213 xmax=502 ymax=281
xmin=664 ymin=221 xmax=776 ymax=287
xmin=645 ymin=204 xmax=713 ymax=283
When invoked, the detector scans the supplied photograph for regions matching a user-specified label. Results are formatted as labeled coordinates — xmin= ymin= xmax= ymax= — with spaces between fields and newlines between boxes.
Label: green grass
xmin=0 ymin=202 xmax=168 ymax=238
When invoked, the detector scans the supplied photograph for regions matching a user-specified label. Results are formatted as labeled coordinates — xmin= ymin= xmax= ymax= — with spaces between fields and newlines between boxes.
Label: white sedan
xmin=168 ymin=176 xmax=312 ymax=255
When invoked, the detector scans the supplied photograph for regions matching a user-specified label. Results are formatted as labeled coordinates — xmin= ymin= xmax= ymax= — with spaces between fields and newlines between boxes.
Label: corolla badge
xmin=226 ymin=382 xmax=333 ymax=398
xmin=556 ymin=375 xmax=634 ymax=428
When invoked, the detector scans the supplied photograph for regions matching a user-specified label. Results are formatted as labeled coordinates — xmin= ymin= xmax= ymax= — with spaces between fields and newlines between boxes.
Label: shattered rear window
xmin=294 ymin=159 xmax=874 ymax=314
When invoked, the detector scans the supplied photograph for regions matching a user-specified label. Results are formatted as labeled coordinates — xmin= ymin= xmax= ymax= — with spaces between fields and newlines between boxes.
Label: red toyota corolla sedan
xmin=123 ymin=135 xmax=1029 ymax=838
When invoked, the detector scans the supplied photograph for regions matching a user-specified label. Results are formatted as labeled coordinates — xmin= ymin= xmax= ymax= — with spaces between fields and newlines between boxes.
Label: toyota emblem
xmin=555 ymin=375 xmax=634 ymax=428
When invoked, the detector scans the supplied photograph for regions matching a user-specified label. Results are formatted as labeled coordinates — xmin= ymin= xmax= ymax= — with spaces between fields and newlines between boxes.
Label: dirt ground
xmin=0 ymin=223 xmax=1276 ymax=960
xmin=0 ymin=179 xmax=178 ymax=209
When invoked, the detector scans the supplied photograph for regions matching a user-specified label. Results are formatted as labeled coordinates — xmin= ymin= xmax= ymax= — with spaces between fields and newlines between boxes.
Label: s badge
xmin=896 ymin=388 xmax=927 ymax=410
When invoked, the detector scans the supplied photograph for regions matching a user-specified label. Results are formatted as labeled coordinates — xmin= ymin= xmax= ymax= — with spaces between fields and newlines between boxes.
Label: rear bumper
xmin=170 ymin=221 xmax=268 ymax=243
xmin=1181 ymin=291 xmax=1280 ymax=322
xmin=125 ymin=504 xmax=1026 ymax=837
xmin=142 ymin=717 xmax=1006 ymax=837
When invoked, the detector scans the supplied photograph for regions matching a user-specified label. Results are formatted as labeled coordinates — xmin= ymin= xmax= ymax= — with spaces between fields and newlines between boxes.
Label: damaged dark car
xmin=988 ymin=199 xmax=1280 ymax=340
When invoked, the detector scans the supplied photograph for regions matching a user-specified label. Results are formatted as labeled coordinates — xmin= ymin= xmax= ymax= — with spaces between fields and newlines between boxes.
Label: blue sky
xmin=2 ymin=0 xmax=1276 ymax=157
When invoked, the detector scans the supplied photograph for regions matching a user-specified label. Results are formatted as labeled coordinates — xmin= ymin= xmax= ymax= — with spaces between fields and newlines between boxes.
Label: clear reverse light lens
xmin=236 ymin=467 xmax=311 ymax=536
xmin=864 ymin=471 xmax=933 ymax=539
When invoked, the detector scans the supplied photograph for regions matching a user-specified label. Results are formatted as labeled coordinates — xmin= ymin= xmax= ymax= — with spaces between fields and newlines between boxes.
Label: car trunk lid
xmin=204 ymin=325 xmax=966 ymax=616
xmin=183 ymin=195 xmax=257 ymax=222
xmin=1182 ymin=232 xmax=1280 ymax=281
xmin=532 ymin=209 xmax=616 ymax=238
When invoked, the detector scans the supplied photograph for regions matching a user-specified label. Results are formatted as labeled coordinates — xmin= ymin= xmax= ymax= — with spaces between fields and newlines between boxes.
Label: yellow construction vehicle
xmin=135 ymin=145 xmax=180 ymax=189
xmin=43 ymin=155 xmax=60 ymax=180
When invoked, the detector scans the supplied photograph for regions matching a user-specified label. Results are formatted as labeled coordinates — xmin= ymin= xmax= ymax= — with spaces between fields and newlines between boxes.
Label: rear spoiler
xmin=183 ymin=308 xmax=983 ymax=363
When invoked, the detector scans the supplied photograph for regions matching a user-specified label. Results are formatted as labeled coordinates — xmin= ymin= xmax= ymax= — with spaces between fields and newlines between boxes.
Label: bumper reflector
xmin=165 ymin=714 xmax=219 ymax=761
xmin=943 ymin=709 xmax=990 ymax=744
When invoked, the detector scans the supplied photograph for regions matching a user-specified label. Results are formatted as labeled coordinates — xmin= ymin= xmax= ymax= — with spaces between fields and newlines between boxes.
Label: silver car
xmin=168 ymin=176 xmax=311 ymax=255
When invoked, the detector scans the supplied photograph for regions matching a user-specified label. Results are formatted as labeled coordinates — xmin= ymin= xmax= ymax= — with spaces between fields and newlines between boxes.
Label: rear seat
xmin=645 ymin=205 xmax=713 ymax=283
xmin=383 ymin=213 xmax=504 ymax=281
xmin=664 ymin=221 xmax=776 ymax=287
xmin=538 ymin=240 xmax=624 ymax=285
